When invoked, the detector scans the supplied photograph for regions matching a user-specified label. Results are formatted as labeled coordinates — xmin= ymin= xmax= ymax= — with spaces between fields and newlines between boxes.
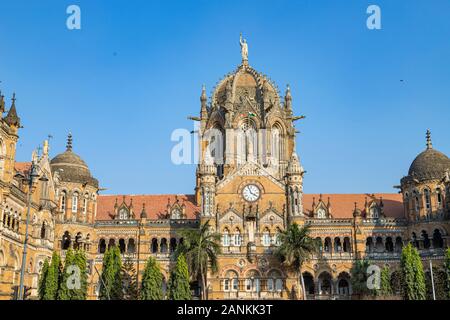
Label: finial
xmin=426 ymin=129 xmax=433 ymax=149
xmin=201 ymin=84 xmax=207 ymax=101
xmin=11 ymin=92 xmax=16 ymax=105
xmin=66 ymin=132 xmax=73 ymax=151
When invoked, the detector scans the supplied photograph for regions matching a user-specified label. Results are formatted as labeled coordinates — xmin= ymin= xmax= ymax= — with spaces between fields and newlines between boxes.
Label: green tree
xmin=167 ymin=253 xmax=191 ymax=300
xmin=425 ymin=267 xmax=447 ymax=300
xmin=176 ymin=220 xmax=221 ymax=300
xmin=400 ymin=243 xmax=426 ymax=300
xmin=140 ymin=256 xmax=164 ymax=300
xmin=71 ymin=249 xmax=88 ymax=300
xmin=43 ymin=251 xmax=62 ymax=300
xmin=445 ymin=248 xmax=450 ymax=299
xmin=379 ymin=266 xmax=392 ymax=296
xmin=57 ymin=248 xmax=75 ymax=300
xmin=350 ymin=259 xmax=375 ymax=297
xmin=121 ymin=257 xmax=138 ymax=300
xmin=38 ymin=258 xmax=49 ymax=300
xmin=99 ymin=246 xmax=123 ymax=300
xmin=275 ymin=223 xmax=319 ymax=300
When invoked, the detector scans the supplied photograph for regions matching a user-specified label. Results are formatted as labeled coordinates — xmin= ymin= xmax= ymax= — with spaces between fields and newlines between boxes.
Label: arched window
xmin=169 ymin=238 xmax=177 ymax=253
xmin=108 ymin=238 xmax=116 ymax=249
xmin=334 ymin=238 xmax=342 ymax=253
xmin=223 ymin=270 xmax=239 ymax=292
xmin=395 ymin=237 xmax=403 ymax=252
xmin=385 ymin=237 xmax=394 ymax=252
xmin=411 ymin=232 xmax=419 ymax=248
xmin=421 ymin=230 xmax=430 ymax=249
xmin=318 ymin=272 xmax=332 ymax=295
xmin=343 ymin=237 xmax=351 ymax=253
xmin=375 ymin=237 xmax=384 ymax=252
xmin=245 ymin=270 xmax=260 ymax=292
xmin=317 ymin=208 xmax=326 ymax=219
xmin=414 ymin=192 xmax=420 ymax=214
xmin=160 ymin=238 xmax=168 ymax=253
xmin=267 ymin=270 xmax=283 ymax=292
xmin=432 ymin=229 xmax=444 ymax=248
xmin=303 ymin=272 xmax=315 ymax=295
xmin=128 ymin=238 xmax=136 ymax=253
xmin=337 ymin=274 xmax=351 ymax=296
xmin=262 ymin=228 xmax=271 ymax=246
xmin=72 ymin=192 xmax=79 ymax=213
xmin=83 ymin=193 xmax=89 ymax=214
xmin=366 ymin=237 xmax=374 ymax=252
xmin=62 ymin=231 xmax=71 ymax=250
xmin=119 ymin=208 xmax=128 ymax=220
xmin=233 ymin=228 xmax=242 ymax=247
xmin=324 ymin=237 xmax=332 ymax=253
xmin=222 ymin=228 xmax=230 ymax=247
xmin=151 ymin=238 xmax=158 ymax=253
xmin=271 ymin=126 xmax=281 ymax=167
xmin=369 ymin=206 xmax=379 ymax=218
xmin=61 ymin=191 xmax=66 ymax=211
xmin=274 ymin=228 xmax=282 ymax=246
xmin=119 ymin=239 xmax=126 ymax=253
xmin=40 ymin=222 xmax=47 ymax=239
xmin=98 ymin=239 xmax=106 ymax=254
xmin=436 ymin=188 xmax=443 ymax=209
xmin=424 ymin=189 xmax=431 ymax=213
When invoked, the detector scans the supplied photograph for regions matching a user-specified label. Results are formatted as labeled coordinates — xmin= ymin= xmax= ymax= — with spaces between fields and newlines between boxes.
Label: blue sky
xmin=0 ymin=0 xmax=449 ymax=195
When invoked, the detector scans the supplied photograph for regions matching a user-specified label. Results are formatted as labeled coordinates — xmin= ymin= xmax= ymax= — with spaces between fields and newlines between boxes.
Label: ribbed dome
xmin=408 ymin=148 xmax=450 ymax=180
xmin=407 ymin=130 xmax=450 ymax=180
xmin=50 ymin=134 xmax=98 ymax=187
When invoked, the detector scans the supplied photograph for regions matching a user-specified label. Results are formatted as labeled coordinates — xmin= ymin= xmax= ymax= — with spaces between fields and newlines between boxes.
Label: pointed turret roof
xmin=4 ymin=93 xmax=20 ymax=127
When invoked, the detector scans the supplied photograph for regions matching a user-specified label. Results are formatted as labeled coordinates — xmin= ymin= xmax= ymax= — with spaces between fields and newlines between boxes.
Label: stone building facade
xmin=0 ymin=44 xmax=449 ymax=300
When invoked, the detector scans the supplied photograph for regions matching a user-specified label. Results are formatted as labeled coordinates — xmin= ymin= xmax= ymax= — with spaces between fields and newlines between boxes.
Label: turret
xmin=286 ymin=143 xmax=305 ymax=219
xmin=5 ymin=93 xmax=20 ymax=130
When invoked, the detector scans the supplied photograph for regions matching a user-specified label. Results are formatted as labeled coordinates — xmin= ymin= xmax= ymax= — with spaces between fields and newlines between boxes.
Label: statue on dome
xmin=239 ymin=33 xmax=248 ymax=63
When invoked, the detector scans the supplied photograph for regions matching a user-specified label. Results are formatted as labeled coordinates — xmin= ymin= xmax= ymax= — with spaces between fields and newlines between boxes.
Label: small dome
xmin=50 ymin=133 xmax=98 ymax=187
xmin=407 ymin=130 xmax=450 ymax=180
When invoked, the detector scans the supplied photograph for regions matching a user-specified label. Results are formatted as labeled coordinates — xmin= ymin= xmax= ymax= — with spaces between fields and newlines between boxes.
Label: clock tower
xmin=194 ymin=36 xmax=305 ymax=299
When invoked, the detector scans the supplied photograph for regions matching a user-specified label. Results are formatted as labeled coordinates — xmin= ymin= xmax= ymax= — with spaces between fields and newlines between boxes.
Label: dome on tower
xmin=406 ymin=130 xmax=450 ymax=181
xmin=50 ymin=133 xmax=98 ymax=187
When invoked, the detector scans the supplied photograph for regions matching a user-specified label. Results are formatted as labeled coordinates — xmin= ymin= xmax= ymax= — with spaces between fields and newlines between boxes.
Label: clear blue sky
xmin=1 ymin=0 xmax=449 ymax=195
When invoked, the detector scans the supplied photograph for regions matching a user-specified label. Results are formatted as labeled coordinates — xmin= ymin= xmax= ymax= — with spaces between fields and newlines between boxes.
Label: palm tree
xmin=176 ymin=220 xmax=221 ymax=300
xmin=275 ymin=223 xmax=319 ymax=300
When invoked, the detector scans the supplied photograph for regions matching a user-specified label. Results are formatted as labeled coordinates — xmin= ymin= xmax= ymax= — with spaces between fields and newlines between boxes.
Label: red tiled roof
xmin=96 ymin=194 xmax=200 ymax=221
xmin=96 ymin=193 xmax=404 ymax=221
xmin=303 ymin=193 xmax=404 ymax=219
xmin=14 ymin=162 xmax=31 ymax=173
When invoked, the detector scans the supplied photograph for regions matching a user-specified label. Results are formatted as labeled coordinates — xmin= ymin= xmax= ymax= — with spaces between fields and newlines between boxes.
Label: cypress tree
xmin=140 ymin=256 xmax=164 ymax=300
xmin=400 ymin=243 xmax=426 ymax=300
xmin=57 ymin=248 xmax=75 ymax=300
xmin=121 ymin=257 xmax=138 ymax=300
xmin=379 ymin=266 xmax=392 ymax=296
xmin=99 ymin=246 xmax=123 ymax=300
xmin=43 ymin=251 xmax=62 ymax=300
xmin=38 ymin=258 xmax=49 ymax=300
xmin=71 ymin=249 xmax=88 ymax=300
xmin=167 ymin=253 xmax=191 ymax=300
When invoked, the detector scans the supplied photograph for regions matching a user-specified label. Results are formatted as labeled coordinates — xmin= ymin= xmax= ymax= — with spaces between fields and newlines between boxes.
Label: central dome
xmin=50 ymin=134 xmax=98 ymax=187
xmin=407 ymin=130 xmax=450 ymax=180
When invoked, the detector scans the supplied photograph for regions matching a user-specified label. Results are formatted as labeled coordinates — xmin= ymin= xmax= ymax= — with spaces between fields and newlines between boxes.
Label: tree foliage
xmin=140 ymin=256 xmax=164 ymax=300
xmin=350 ymin=259 xmax=374 ymax=297
xmin=38 ymin=258 xmax=49 ymax=300
xmin=167 ymin=253 xmax=191 ymax=300
xmin=99 ymin=246 xmax=123 ymax=300
xmin=42 ymin=251 xmax=62 ymax=300
xmin=378 ymin=266 xmax=392 ymax=296
xmin=121 ymin=257 xmax=138 ymax=300
xmin=275 ymin=223 xmax=319 ymax=300
xmin=176 ymin=220 xmax=221 ymax=299
xmin=445 ymin=248 xmax=450 ymax=299
xmin=400 ymin=243 xmax=426 ymax=300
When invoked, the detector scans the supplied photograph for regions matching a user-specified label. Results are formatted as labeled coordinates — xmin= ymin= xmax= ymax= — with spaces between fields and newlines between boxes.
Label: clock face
xmin=242 ymin=184 xmax=261 ymax=202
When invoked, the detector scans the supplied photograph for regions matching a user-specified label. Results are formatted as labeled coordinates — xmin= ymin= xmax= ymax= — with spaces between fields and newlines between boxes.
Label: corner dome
xmin=407 ymin=130 xmax=450 ymax=180
xmin=50 ymin=133 xmax=98 ymax=187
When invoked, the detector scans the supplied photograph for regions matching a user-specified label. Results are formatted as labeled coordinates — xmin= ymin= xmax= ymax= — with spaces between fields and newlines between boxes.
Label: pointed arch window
xmin=72 ymin=192 xmax=79 ymax=213
xmin=317 ymin=208 xmax=326 ymax=219
xmin=61 ymin=191 xmax=67 ymax=211
xmin=436 ymin=188 xmax=443 ymax=209
xmin=83 ymin=193 xmax=89 ymax=214
xmin=119 ymin=208 xmax=128 ymax=220
xmin=262 ymin=228 xmax=271 ymax=246
xmin=424 ymin=189 xmax=431 ymax=213
xmin=369 ymin=206 xmax=379 ymax=219
xmin=222 ymin=228 xmax=230 ymax=247
xmin=233 ymin=228 xmax=242 ymax=246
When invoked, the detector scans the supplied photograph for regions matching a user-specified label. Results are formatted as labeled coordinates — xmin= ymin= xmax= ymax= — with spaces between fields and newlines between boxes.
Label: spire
xmin=200 ymin=84 xmax=208 ymax=118
xmin=4 ymin=93 xmax=20 ymax=127
xmin=0 ymin=90 xmax=5 ymax=114
xmin=285 ymin=84 xmax=292 ymax=111
xmin=66 ymin=132 xmax=73 ymax=151
xmin=140 ymin=203 xmax=147 ymax=219
xmin=426 ymin=129 xmax=433 ymax=150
